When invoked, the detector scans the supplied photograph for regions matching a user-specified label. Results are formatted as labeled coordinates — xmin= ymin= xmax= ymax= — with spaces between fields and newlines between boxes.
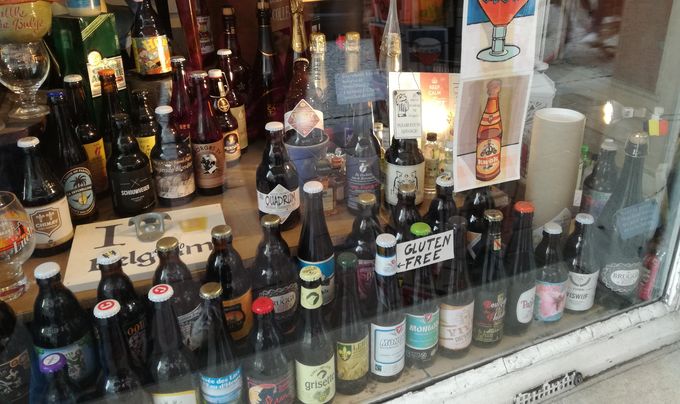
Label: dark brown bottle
xmin=130 ymin=0 xmax=172 ymax=77
xmin=426 ymin=174 xmax=458 ymax=234
xmin=217 ymin=48 xmax=249 ymax=154
xmin=170 ymin=56 xmax=193 ymax=143
xmin=283 ymin=58 xmax=327 ymax=147
xmin=39 ymin=353 xmax=78 ymax=404
xmin=98 ymin=69 xmax=126 ymax=157
xmin=534 ymin=222 xmax=568 ymax=322
xmin=462 ymin=186 xmax=495 ymax=264
xmin=563 ymin=213 xmax=599 ymax=313
xmin=345 ymin=105 xmax=381 ymax=215
xmin=0 ymin=299 xmax=34 ymax=402
xmin=195 ymin=0 xmax=215 ymax=67
xmin=388 ymin=182 xmax=421 ymax=243
xmin=130 ymin=89 xmax=158 ymax=163
xmin=221 ymin=6 xmax=251 ymax=102
xmin=384 ymin=138 xmax=425 ymax=209
xmin=207 ymin=68 xmax=241 ymax=165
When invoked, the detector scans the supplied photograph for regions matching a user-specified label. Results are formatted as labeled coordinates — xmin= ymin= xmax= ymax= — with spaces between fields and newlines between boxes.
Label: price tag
xmin=335 ymin=69 xmax=387 ymax=105
xmin=615 ymin=199 xmax=660 ymax=240
xmin=396 ymin=230 xmax=454 ymax=273
xmin=392 ymin=89 xmax=422 ymax=139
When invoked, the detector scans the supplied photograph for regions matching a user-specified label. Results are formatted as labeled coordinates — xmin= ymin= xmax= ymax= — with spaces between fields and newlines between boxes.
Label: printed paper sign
xmin=615 ymin=200 xmax=660 ymax=241
xmin=392 ymin=89 xmax=423 ymax=139
xmin=335 ymin=69 xmax=387 ymax=105
xmin=396 ymin=230 xmax=454 ymax=273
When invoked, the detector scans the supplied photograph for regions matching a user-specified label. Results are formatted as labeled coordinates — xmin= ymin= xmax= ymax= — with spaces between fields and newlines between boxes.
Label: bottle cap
xmin=211 ymin=224 xmax=232 ymax=240
xmin=337 ymin=252 xmax=358 ymax=269
xmin=544 ymin=222 xmax=562 ymax=235
xmin=398 ymin=182 xmax=417 ymax=196
xmin=171 ymin=55 xmax=186 ymax=63
xmin=217 ymin=49 xmax=232 ymax=57
xmin=575 ymin=213 xmax=594 ymax=225
xmin=190 ymin=70 xmax=208 ymax=79
xmin=148 ymin=284 xmax=174 ymax=302
xmin=97 ymin=69 xmax=115 ymax=78
xmin=626 ymin=132 xmax=648 ymax=158
xmin=96 ymin=250 xmax=122 ymax=266
xmin=252 ymin=296 xmax=274 ymax=315
xmin=310 ymin=32 xmax=326 ymax=53
xmin=600 ymin=138 xmax=617 ymax=151
xmin=358 ymin=193 xmax=376 ymax=207
xmin=63 ymin=74 xmax=83 ymax=83
xmin=376 ymin=233 xmax=397 ymax=248
xmin=265 ymin=121 xmax=284 ymax=132
xmin=484 ymin=209 xmax=503 ymax=222
xmin=299 ymin=266 xmax=322 ymax=282
xmin=303 ymin=181 xmax=324 ymax=194
xmin=345 ymin=31 xmax=360 ymax=51
xmin=294 ymin=58 xmax=309 ymax=65
xmin=200 ymin=282 xmax=223 ymax=299
xmin=156 ymin=237 xmax=179 ymax=253
xmin=34 ymin=262 xmax=60 ymax=280
xmin=208 ymin=69 xmax=222 ymax=79
xmin=155 ymin=105 xmax=173 ymax=116
xmin=40 ymin=353 xmax=67 ymax=374
xmin=222 ymin=6 xmax=234 ymax=15
xmin=17 ymin=136 xmax=39 ymax=148
xmin=426 ymin=132 xmax=437 ymax=142
xmin=435 ymin=173 xmax=454 ymax=188
xmin=261 ymin=214 xmax=280 ymax=228
xmin=410 ymin=222 xmax=432 ymax=238
xmin=448 ymin=216 xmax=467 ymax=231
xmin=93 ymin=299 xmax=121 ymax=319
xmin=514 ymin=201 xmax=535 ymax=214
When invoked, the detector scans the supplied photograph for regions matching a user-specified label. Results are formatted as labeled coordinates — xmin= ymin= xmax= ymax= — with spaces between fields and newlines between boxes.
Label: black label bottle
xmin=564 ymin=213 xmax=599 ymax=312
xmin=0 ymin=300 xmax=33 ymax=402
xmin=39 ymin=353 xmax=78 ymax=404
xmin=294 ymin=266 xmax=336 ymax=404
xmin=283 ymin=58 xmax=327 ymax=147
xmin=208 ymin=68 xmax=241 ymax=165
xmin=388 ymin=182 xmax=422 ymax=244
xmin=580 ymin=138 xmax=618 ymax=219
xmin=130 ymin=89 xmax=158 ymax=164
xmin=462 ymin=186 xmax=495 ymax=263
xmin=130 ymin=0 xmax=172 ymax=77
xmin=384 ymin=137 xmax=425 ymax=208
xmin=256 ymin=121 xmax=301 ymax=231
xmin=218 ymin=49 xmax=249 ymax=153
xmin=17 ymin=137 xmax=74 ymax=256
xmin=534 ymin=223 xmax=568 ymax=322
xmin=170 ymin=56 xmax=193 ymax=143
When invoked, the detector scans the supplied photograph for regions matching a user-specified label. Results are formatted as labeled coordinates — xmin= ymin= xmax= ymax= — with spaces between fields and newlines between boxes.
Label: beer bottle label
xmin=466 ymin=230 xmax=483 ymax=260
xmin=109 ymin=167 xmax=155 ymax=213
xmin=284 ymin=99 xmax=324 ymax=138
xmin=123 ymin=316 xmax=147 ymax=365
xmin=61 ymin=166 xmax=96 ymax=218
xmin=600 ymin=261 xmax=641 ymax=295
xmin=222 ymin=289 xmax=253 ymax=341
xmin=176 ymin=303 xmax=202 ymax=351
xmin=255 ymin=283 xmax=298 ymax=330
xmin=35 ymin=332 xmax=97 ymax=384
xmin=513 ymin=284 xmax=536 ymax=324
xmin=375 ymin=253 xmax=397 ymax=276
xmin=25 ymin=197 xmax=74 ymax=251
xmin=406 ymin=308 xmax=440 ymax=358
xmin=385 ymin=161 xmax=425 ymax=206
xmin=82 ymin=138 xmax=108 ymax=193
xmin=346 ymin=154 xmax=380 ymax=211
xmin=534 ymin=280 xmax=567 ymax=322
xmin=196 ymin=15 xmax=214 ymax=54
xmin=0 ymin=349 xmax=30 ymax=402
xmin=231 ymin=105 xmax=248 ymax=150
xmin=566 ymin=271 xmax=599 ymax=311
xmin=247 ymin=363 xmax=295 ymax=404
xmin=131 ymin=35 xmax=172 ymax=75
xmin=475 ymin=137 xmax=501 ymax=180
xmin=298 ymin=256 xmax=335 ymax=306
xmin=370 ymin=320 xmax=406 ymax=377
xmin=300 ymin=284 xmax=322 ymax=310
xmin=295 ymin=356 xmax=335 ymax=404
xmin=356 ymin=259 xmax=376 ymax=301
xmin=439 ymin=301 xmax=474 ymax=350
xmin=257 ymin=185 xmax=300 ymax=225
xmin=152 ymin=155 xmax=196 ymax=199
xmin=223 ymin=129 xmax=241 ymax=162
xmin=200 ymin=366 xmax=242 ymax=403
xmin=336 ymin=335 xmax=369 ymax=382
xmin=581 ymin=188 xmax=612 ymax=218
xmin=472 ymin=290 xmax=506 ymax=344
xmin=152 ymin=390 xmax=198 ymax=404
xmin=136 ymin=136 xmax=156 ymax=165
xmin=192 ymin=139 xmax=225 ymax=190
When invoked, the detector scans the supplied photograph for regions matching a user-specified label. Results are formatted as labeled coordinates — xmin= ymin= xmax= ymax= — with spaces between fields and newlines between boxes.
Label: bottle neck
xmin=152 ymin=301 xmax=184 ymax=352
xmin=257 ymin=10 xmax=274 ymax=54
xmin=265 ymin=130 xmax=289 ymax=166
xmin=593 ymin=149 xmax=616 ymax=177
xmin=289 ymin=1 xmax=308 ymax=59
xmin=309 ymin=52 xmax=326 ymax=93
xmin=303 ymin=192 xmax=325 ymax=223
xmin=112 ymin=122 xmax=138 ymax=154
xmin=64 ymin=84 xmax=89 ymax=126
xmin=253 ymin=311 xmax=280 ymax=353
xmin=98 ymin=316 xmax=135 ymax=372
xmin=616 ymin=152 xmax=645 ymax=202
xmin=345 ymin=49 xmax=359 ymax=73
xmin=223 ymin=17 xmax=241 ymax=56
xmin=101 ymin=79 xmax=121 ymax=114
xmin=263 ymin=225 xmax=284 ymax=246
xmin=22 ymin=146 xmax=58 ymax=194
xmin=300 ymin=283 xmax=324 ymax=322
xmin=483 ymin=221 xmax=502 ymax=253
xmin=51 ymin=101 xmax=79 ymax=151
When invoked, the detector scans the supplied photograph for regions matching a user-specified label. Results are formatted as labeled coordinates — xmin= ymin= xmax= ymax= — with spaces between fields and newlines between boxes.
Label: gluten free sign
xmin=396 ymin=230 xmax=454 ymax=273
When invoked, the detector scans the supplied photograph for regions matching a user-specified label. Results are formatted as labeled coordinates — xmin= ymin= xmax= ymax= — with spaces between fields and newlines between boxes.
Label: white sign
xmin=64 ymin=204 xmax=226 ymax=292
xmin=396 ymin=230 xmax=454 ymax=273
xmin=392 ymin=89 xmax=422 ymax=139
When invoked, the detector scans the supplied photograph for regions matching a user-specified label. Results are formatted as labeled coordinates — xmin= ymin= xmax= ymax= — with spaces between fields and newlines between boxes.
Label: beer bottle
xmin=221 ymin=6 xmax=251 ymax=102
xmin=294 ymin=266 xmax=336 ymax=404
xmin=32 ymin=262 xmax=98 ymax=388
xmin=95 ymin=250 xmax=148 ymax=367
xmin=426 ymin=174 xmax=458 ymax=234
xmin=63 ymin=74 xmax=108 ymax=194
xmin=256 ymin=121 xmax=301 ymax=231
xmin=288 ymin=0 xmax=310 ymax=67
xmin=334 ymin=252 xmax=369 ymax=395
xmin=205 ymin=225 xmax=253 ymax=353
xmin=195 ymin=0 xmax=215 ymax=67
xmin=475 ymin=80 xmax=502 ymax=182
xmin=462 ymin=186 xmax=495 ymax=263
xmin=170 ymin=56 xmax=193 ymax=143
xmin=17 ymin=137 xmax=73 ymax=256
xmin=308 ymin=32 xmax=328 ymax=128
xmin=580 ymin=138 xmax=618 ymax=219
xmin=47 ymin=90 xmax=97 ymax=225
xmin=152 ymin=237 xmax=202 ymax=351
xmin=371 ymin=234 xmax=406 ymax=382
xmin=251 ymin=215 xmax=299 ymax=337
xmin=0 ymin=300 xmax=33 ymax=402
xmin=107 ymin=113 xmax=156 ymax=217
xmin=130 ymin=89 xmax=158 ymax=163
xmin=405 ymin=223 xmax=439 ymax=368
xmin=384 ymin=137 xmax=425 ymax=208
xmin=191 ymin=70 xmax=226 ymax=195
xmin=504 ymin=202 xmax=537 ymax=335
xmin=147 ymin=284 xmax=199 ymax=401
xmin=130 ymin=0 xmax=172 ymax=77
xmin=208 ymin=68 xmax=241 ymax=165
xmin=98 ymin=69 xmax=126 ymax=157
xmin=436 ymin=216 xmax=474 ymax=357
xmin=151 ymin=105 xmax=196 ymax=207
xmin=283 ymin=58 xmax=327 ymax=147
xmin=423 ymin=133 xmax=440 ymax=193
xmin=92 ymin=299 xmax=148 ymax=401
xmin=342 ymin=31 xmax=373 ymax=151
xmin=194 ymin=283 xmax=243 ymax=403
xmin=388 ymin=182 xmax=421 ymax=243
xmin=217 ymin=49 xmax=249 ymax=153
xmin=534 ymin=222 xmax=568 ymax=322
xmin=39 ymin=353 xmax=78 ymax=404
xmin=246 ymin=297 xmax=295 ymax=404
xmin=564 ymin=213 xmax=599 ymax=312
xmin=472 ymin=209 xmax=507 ymax=347
xmin=298 ymin=181 xmax=336 ymax=313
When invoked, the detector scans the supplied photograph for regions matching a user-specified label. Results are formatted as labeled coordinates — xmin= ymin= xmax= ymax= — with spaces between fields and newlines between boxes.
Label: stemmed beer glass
xmin=0 ymin=41 xmax=50 ymax=120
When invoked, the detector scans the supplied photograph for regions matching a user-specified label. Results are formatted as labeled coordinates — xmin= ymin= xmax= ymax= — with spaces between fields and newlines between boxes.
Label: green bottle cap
xmin=337 ymin=252 xmax=358 ymax=269
xmin=410 ymin=222 xmax=432 ymax=238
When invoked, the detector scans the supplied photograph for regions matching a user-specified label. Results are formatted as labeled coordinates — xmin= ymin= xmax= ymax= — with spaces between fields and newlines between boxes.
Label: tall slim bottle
xmin=130 ymin=89 xmax=158 ymax=163
xmin=130 ymin=0 xmax=172 ymax=77
xmin=207 ymin=68 xmax=241 ymax=165
xmin=564 ymin=213 xmax=599 ymax=312
xmin=376 ymin=0 xmax=401 ymax=129
xmin=98 ymin=69 xmax=125 ymax=157
xmin=170 ymin=56 xmax=193 ymax=143
xmin=217 ymin=49 xmax=249 ymax=153
xmin=308 ymin=32 xmax=328 ymax=131
xmin=343 ymin=31 xmax=374 ymax=149
xmin=580 ymin=138 xmax=618 ymax=219
xmin=385 ymin=137 xmax=425 ymax=209
xmin=288 ymin=0 xmax=310 ymax=67
xmin=221 ymin=6 xmax=251 ymax=102
xmin=195 ymin=0 xmax=215 ymax=67
xmin=283 ymin=58 xmax=326 ymax=147
xmin=475 ymin=80 xmax=503 ymax=182
xmin=462 ymin=186 xmax=495 ymax=262
xmin=534 ymin=223 xmax=568 ymax=322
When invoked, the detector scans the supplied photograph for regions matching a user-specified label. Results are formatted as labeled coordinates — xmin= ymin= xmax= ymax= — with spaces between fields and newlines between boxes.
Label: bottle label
xmin=600 ymin=262 xmax=641 ymax=295
xmin=61 ymin=166 xmax=96 ymax=218
xmin=295 ymin=356 xmax=335 ymax=404
xmin=223 ymin=289 xmax=253 ymax=341
xmin=82 ymin=138 xmax=108 ymax=192
xmin=152 ymin=390 xmax=198 ymax=404
xmin=385 ymin=161 xmax=425 ymax=206
xmin=256 ymin=283 xmax=298 ymax=327
xmin=34 ymin=332 xmax=97 ymax=384
xmin=534 ymin=280 xmax=567 ymax=321
xmin=284 ymin=99 xmax=324 ymax=138
xmin=192 ymin=139 xmax=225 ymax=189
xmin=247 ymin=364 xmax=295 ymax=404
xmin=123 ymin=316 xmax=147 ymax=365
xmin=472 ymin=290 xmax=506 ymax=343
xmin=566 ymin=271 xmax=599 ymax=311
xmin=86 ymin=55 xmax=126 ymax=97
xmin=466 ymin=231 xmax=483 ymax=260
xmin=177 ymin=303 xmax=202 ymax=351
xmin=196 ymin=15 xmax=214 ymax=54
xmin=581 ymin=188 xmax=612 ymax=218
xmin=346 ymin=154 xmax=380 ymax=210
xmin=425 ymin=157 xmax=439 ymax=188
xmin=375 ymin=254 xmax=397 ymax=276
xmin=370 ymin=320 xmax=406 ymax=377
xmin=109 ymin=167 xmax=155 ymax=213
xmin=223 ymin=129 xmax=241 ymax=162
xmin=152 ymin=154 xmax=196 ymax=199
xmin=439 ymin=301 xmax=473 ymax=350
xmin=136 ymin=136 xmax=156 ymax=165
xmin=406 ymin=308 xmax=440 ymax=351
xmin=300 ymin=285 xmax=322 ymax=310
xmin=25 ymin=197 xmax=74 ymax=250
xmin=298 ymin=256 xmax=335 ymax=306
xmin=200 ymin=366 xmax=242 ymax=403
xmin=514 ymin=285 xmax=536 ymax=324
xmin=257 ymin=184 xmax=300 ymax=225
xmin=132 ymin=35 xmax=172 ymax=75
xmin=476 ymin=138 xmax=501 ymax=178
xmin=231 ymin=105 xmax=248 ymax=150
xmin=356 ymin=259 xmax=376 ymax=301
xmin=336 ymin=335 xmax=369 ymax=382
xmin=0 ymin=349 xmax=30 ymax=402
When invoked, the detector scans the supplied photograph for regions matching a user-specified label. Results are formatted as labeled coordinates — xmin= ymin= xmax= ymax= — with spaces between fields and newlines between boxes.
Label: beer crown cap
xmin=575 ymin=213 xmax=594 ymax=225
xmin=63 ymin=74 xmax=83 ymax=83
xmin=261 ymin=214 xmax=280 ymax=227
xmin=484 ymin=209 xmax=503 ymax=222
xmin=97 ymin=68 xmax=115 ymax=77
xmin=211 ymin=224 xmax=232 ymax=239
xmin=17 ymin=136 xmax=39 ymax=148
xmin=300 ymin=266 xmax=322 ymax=282
xmin=337 ymin=252 xmax=358 ymax=268
xmin=94 ymin=299 xmax=121 ymax=319
xmin=40 ymin=353 xmax=66 ymax=374
xmin=96 ymin=250 xmax=121 ymax=266
xmin=190 ymin=70 xmax=208 ymax=78
xmin=156 ymin=237 xmax=179 ymax=252
xmin=376 ymin=233 xmax=397 ymax=248
xmin=544 ymin=222 xmax=562 ymax=235
xmin=217 ymin=49 xmax=232 ymax=56
xmin=252 ymin=296 xmax=274 ymax=315
xmin=208 ymin=69 xmax=223 ymax=78
xmin=436 ymin=173 xmax=454 ymax=187
xmin=601 ymin=138 xmax=617 ymax=151
xmin=398 ymin=182 xmax=417 ymax=195
xmin=155 ymin=105 xmax=173 ymax=115
xmin=200 ymin=282 xmax=223 ymax=299
xmin=514 ymin=201 xmax=535 ymax=214
xmin=410 ymin=222 xmax=432 ymax=237
xmin=170 ymin=55 xmax=186 ymax=63
xmin=303 ymin=181 xmax=324 ymax=194
xmin=358 ymin=192 xmax=376 ymax=207
xmin=426 ymin=132 xmax=437 ymax=141
xmin=265 ymin=121 xmax=284 ymax=132
xmin=626 ymin=132 xmax=648 ymax=158
xmin=222 ymin=6 xmax=234 ymax=15
xmin=448 ymin=215 xmax=467 ymax=231
xmin=34 ymin=262 xmax=60 ymax=280
xmin=295 ymin=57 xmax=309 ymax=65
xmin=148 ymin=284 xmax=174 ymax=302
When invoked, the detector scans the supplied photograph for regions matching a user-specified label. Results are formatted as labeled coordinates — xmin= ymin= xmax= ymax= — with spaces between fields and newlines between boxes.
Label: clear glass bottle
xmin=423 ymin=132 xmax=440 ymax=194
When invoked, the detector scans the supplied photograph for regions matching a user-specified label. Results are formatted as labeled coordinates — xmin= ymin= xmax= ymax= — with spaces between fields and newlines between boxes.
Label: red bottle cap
xmin=94 ymin=299 xmax=121 ymax=319
xmin=514 ymin=201 xmax=535 ymax=214
xmin=148 ymin=284 xmax=174 ymax=302
xmin=252 ymin=297 xmax=275 ymax=315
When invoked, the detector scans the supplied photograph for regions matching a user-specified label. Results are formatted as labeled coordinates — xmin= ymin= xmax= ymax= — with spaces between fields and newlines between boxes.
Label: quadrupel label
xmin=257 ymin=184 xmax=300 ymax=224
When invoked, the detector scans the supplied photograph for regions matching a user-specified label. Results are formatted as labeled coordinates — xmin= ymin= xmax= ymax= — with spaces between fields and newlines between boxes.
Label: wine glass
xmin=476 ymin=0 xmax=529 ymax=62
xmin=0 ymin=41 xmax=50 ymax=120
xmin=0 ymin=192 xmax=35 ymax=301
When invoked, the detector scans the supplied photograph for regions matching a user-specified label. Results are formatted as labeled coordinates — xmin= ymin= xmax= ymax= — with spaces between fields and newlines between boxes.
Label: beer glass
xmin=0 ymin=192 xmax=35 ymax=300
xmin=0 ymin=41 xmax=50 ymax=120
xmin=477 ymin=0 xmax=529 ymax=62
